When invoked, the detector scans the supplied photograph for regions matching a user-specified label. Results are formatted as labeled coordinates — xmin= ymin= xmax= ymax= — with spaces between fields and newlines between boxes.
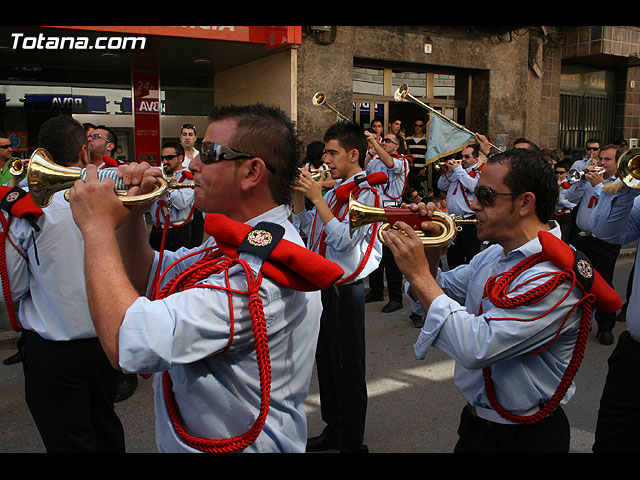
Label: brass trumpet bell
xmin=26 ymin=148 xmax=169 ymax=208
xmin=348 ymin=194 xmax=477 ymax=247
xmin=312 ymin=91 xmax=351 ymax=122
xmin=8 ymin=157 xmax=26 ymax=176
xmin=618 ymin=147 xmax=640 ymax=189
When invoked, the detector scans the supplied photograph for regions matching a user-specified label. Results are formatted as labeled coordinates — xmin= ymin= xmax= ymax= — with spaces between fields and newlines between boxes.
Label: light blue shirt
xmin=4 ymin=190 xmax=97 ymax=340
xmin=565 ymin=176 xmax=607 ymax=233
xmin=149 ymin=170 xmax=195 ymax=228
xmin=620 ymin=196 xmax=640 ymax=343
xmin=292 ymin=173 xmax=382 ymax=284
xmin=365 ymin=155 xmax=410 ymax=205
xmin=436 ymin=164 xmax=480 ymax=216
xmin=588 ymin=179 xmax=640 ymax=244
xmin=406 ymin=222 xmax=584 ymax=424
xmin=118 ymin=205 xmax=322 ymax=452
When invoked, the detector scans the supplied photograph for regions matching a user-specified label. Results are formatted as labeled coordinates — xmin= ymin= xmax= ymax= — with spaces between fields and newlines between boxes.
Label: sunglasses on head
xmin=199 ymin=142 xmax=276 ymax=174
xmin=474 ymin=185 xmax=524 ymax=206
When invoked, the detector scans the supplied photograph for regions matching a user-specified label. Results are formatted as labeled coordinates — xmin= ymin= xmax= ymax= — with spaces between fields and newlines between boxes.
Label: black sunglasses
xmin=161 ymin=154 xmax=179 ymax=161
xmin=200 ymin=142 xmax=276 ymax=174
xmin=382 ymin=137 xmax=398 ymax=145
xmin=474 ymin=185 xmax=524 ymax=206
xmin=586 ymin=146 xmax=600 ymax=151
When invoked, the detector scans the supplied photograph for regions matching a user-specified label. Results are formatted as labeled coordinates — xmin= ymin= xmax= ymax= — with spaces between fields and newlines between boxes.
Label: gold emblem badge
xmin=247 ymin=229 xmax=272 ymax=247
xmin=5 ymin=192 xmax=19 ymax=203
xmin=576 ymin=259 xmax=593 ymax=278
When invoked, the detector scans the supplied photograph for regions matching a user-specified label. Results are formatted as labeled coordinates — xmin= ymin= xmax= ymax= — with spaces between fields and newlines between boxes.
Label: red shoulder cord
xmin=480 ymin=251 xmax=596 ymax=424
xmin=0 ymin=214 xmax=26 ymax=332
xmin=150 ymin=246 xmax=272 ymax=452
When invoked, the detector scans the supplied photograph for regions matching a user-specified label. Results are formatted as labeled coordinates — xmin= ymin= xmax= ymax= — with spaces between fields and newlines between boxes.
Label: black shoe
xmin=340 ymin=444 xmax=369 ymax=453
xmin=114 ymin=374 xmax=138 ymax=403
xmin=2 ymin=351 xmax=21 ymax=365
xmin=381 ymin=300 xmax=402 ymax=313
xmin=306 ymin=432 xmax=337 ymax=452
xmin=598 ymin=330 xmax=614 ymax=346
xmin=409 ymin=313 xmax=424 ymax=328
xmin=365 ymin=292 xmax=384 ymax=303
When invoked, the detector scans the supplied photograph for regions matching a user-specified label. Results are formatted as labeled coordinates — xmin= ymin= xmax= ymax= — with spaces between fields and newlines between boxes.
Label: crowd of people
xmin=0 ymin=105 xmax=638 ymax=454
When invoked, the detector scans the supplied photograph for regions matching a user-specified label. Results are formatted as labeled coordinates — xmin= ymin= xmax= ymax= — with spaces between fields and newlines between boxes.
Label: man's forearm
xmin=83 ymin=225 xmax=141 ymax=369
xmin=116 ymin=209 xmax=155 ymax=295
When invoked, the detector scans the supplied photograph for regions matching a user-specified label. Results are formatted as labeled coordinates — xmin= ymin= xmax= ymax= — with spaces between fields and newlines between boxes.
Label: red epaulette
xmin=0 ymin=186 xmax=43 ymax=220
xmin=335 ymin=172 xmax=388 ymax=203
xmin=180 ymin=169 xmax=194 ymax=181
xmin=101 ymin=156 xmax=120 ymax=168
xmin=538 ymin=230 xmax=622 ymax=313
xmin=204 ymin=213 xmax=344 ymax=291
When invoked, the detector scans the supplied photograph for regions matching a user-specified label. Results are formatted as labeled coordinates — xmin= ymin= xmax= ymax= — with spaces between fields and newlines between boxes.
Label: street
xmin=0 ymin=253 xmax=635 ymax=453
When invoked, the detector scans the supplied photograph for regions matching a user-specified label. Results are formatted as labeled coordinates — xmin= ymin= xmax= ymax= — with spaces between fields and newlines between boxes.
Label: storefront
xmin=0 ymin=26 xmax=301 ymax=164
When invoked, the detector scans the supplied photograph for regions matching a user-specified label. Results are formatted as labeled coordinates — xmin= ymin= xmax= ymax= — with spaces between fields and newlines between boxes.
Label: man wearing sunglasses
xmin=148 ymin=142 xmax=195 ymax=252
xmin=0 ymin=132 xmax=15 ymax=186
xmin=67 ymin=104 xmax=331 ymax=453
xmin=382 ymin=148 xmax=596 ymax=452
xmin=436 ymin=145 xmax=483 ymax=268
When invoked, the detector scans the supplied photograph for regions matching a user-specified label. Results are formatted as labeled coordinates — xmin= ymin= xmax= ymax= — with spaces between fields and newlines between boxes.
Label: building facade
xmin=0 ymin=25 xmax=638 ymax=168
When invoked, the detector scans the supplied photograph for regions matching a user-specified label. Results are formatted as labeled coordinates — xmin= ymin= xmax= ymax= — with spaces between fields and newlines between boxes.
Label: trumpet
xmin=8 ymin=157 xmax=27 ymax=176
xmin=309 ymin=168 xmax=331 ymax=181
xmin=348 ymin=194 xmax=478 ymax=247
xmin=26 ymin=148 xmax=191 ymax=208
xmin=617 ymin=147 xmax=640 ymax=189
xmin=312 ymin=92 xmax=351 ymax=122
xmin=566 ymin=166 xmax=605 ymax=185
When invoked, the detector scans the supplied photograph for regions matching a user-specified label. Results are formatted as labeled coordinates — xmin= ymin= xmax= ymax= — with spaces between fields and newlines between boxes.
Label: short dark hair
xmin=162 ymin=142 xmax=184 ymax=157
xmin=323 ymin=120 xmax=368 ymax=168
xmin=207 ymin=104 xmax=300 ymax=206
xmin=461 ymin=144 xmax=480 ymax=158
xmin=488 ymin=148 xmax=558 ymax=223
xmin=94 ymin=125 xmax=118 ymax=156
xmin=38 ymin=115 xmax=88 ymax=167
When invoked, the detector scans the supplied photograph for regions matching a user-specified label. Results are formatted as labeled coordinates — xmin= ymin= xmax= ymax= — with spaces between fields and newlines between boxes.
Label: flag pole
xmin=394 ymin=84 xmax=503 ymax=153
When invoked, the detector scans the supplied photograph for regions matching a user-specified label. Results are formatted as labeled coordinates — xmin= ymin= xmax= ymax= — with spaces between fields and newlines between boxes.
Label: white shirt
xmin=118 ymin=205 xmax=322 ymax=453
xmin=4 ymin=190 xmax=97 ymax=340
xmin=292 ymin=173 xmax=382 ymax=284
xmin=437 ymin=164 xmax=480 ymax=216
xmin=182 ymin=148 xmax=199 ymax=170
xmin=406 ymin=222 xmax=584 ymax=424
xmin=365 ymin=155 xmax=409 ymax=206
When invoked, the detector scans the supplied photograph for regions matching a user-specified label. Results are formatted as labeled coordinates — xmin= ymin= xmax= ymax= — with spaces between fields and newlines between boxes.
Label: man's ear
xmin=238 ymin=157 xmax=267 ymax=191
xmin=519 ymin=191 xmax=536 ymax=217
xmin=79 ymin=144 xmax=89 ymax=167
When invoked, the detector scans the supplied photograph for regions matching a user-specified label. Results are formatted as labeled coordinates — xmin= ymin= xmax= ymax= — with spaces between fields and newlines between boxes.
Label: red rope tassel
xmin=480 ymin=252 xmax=596 ymax=424
xmin=156 ymin=249 xmax=273 ymax=452
xmin=0 ymin=214 xmax=22 ymax=332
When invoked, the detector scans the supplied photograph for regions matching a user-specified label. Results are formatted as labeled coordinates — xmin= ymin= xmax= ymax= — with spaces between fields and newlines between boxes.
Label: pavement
xmin=0 ymin=245 xmax=636 ymax=453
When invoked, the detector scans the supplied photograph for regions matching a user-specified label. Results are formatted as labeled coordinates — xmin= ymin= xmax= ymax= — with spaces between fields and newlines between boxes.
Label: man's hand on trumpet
xmin=294 ymin=165 xmax=325 ymax=206
xmin=381 ymin=200 xmax=446 ymax=310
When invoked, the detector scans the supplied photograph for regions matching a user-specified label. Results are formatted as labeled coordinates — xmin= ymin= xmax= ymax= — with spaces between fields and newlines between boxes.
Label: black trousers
xmin=149 ymin=222 xmax=192 ymax=252
xmin=368 ymin=246 xmax=403 ymax=302
xmin=446 ymin=222 xmax=481 ymax=269
xmin=454 ymin=405 xmax=570 ymax=453
xmin=315 ymin=281 xmax=368 ymax=452
xmin=573 ymin=235 xmax=621 ymax=334
xmin=593 ymin=331 xmax=640 ymax=452
xmin=20 ymin=330 xmax=125 ymax=453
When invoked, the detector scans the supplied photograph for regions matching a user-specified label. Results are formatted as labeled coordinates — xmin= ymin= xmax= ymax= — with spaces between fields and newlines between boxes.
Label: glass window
xmin=353 ymin=67 xmax=384 ymax=95
xmin=392 ymin=71 xmax=427 ymax=98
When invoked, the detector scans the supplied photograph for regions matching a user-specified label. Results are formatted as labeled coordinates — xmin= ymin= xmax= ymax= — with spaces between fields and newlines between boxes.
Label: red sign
xmin=7 ymin=131 xmax=28 ymax=154
xmin=45 ymin=26 xmax=301 ymax=48
xmin=132 ymin=71 xmax=161 ymax=166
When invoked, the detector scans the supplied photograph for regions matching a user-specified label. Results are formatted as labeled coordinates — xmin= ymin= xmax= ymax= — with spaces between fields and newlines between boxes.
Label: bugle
xmin=617 ymin=147 xmax=640 ymax=189
xmin=566 ymin=166 xmax=605 ymax=185
xmin=8 ymin=157 xmax=27 ymax=176
xmin=26 ymin=148 xmax=184 ymax=208
xmin=348 ymin=193 xmax=478 ymax=247
xmin=394 ymin=83 xmax=503 ymax=153
xmin=312 ymin=92 xmax=351 ymax=122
